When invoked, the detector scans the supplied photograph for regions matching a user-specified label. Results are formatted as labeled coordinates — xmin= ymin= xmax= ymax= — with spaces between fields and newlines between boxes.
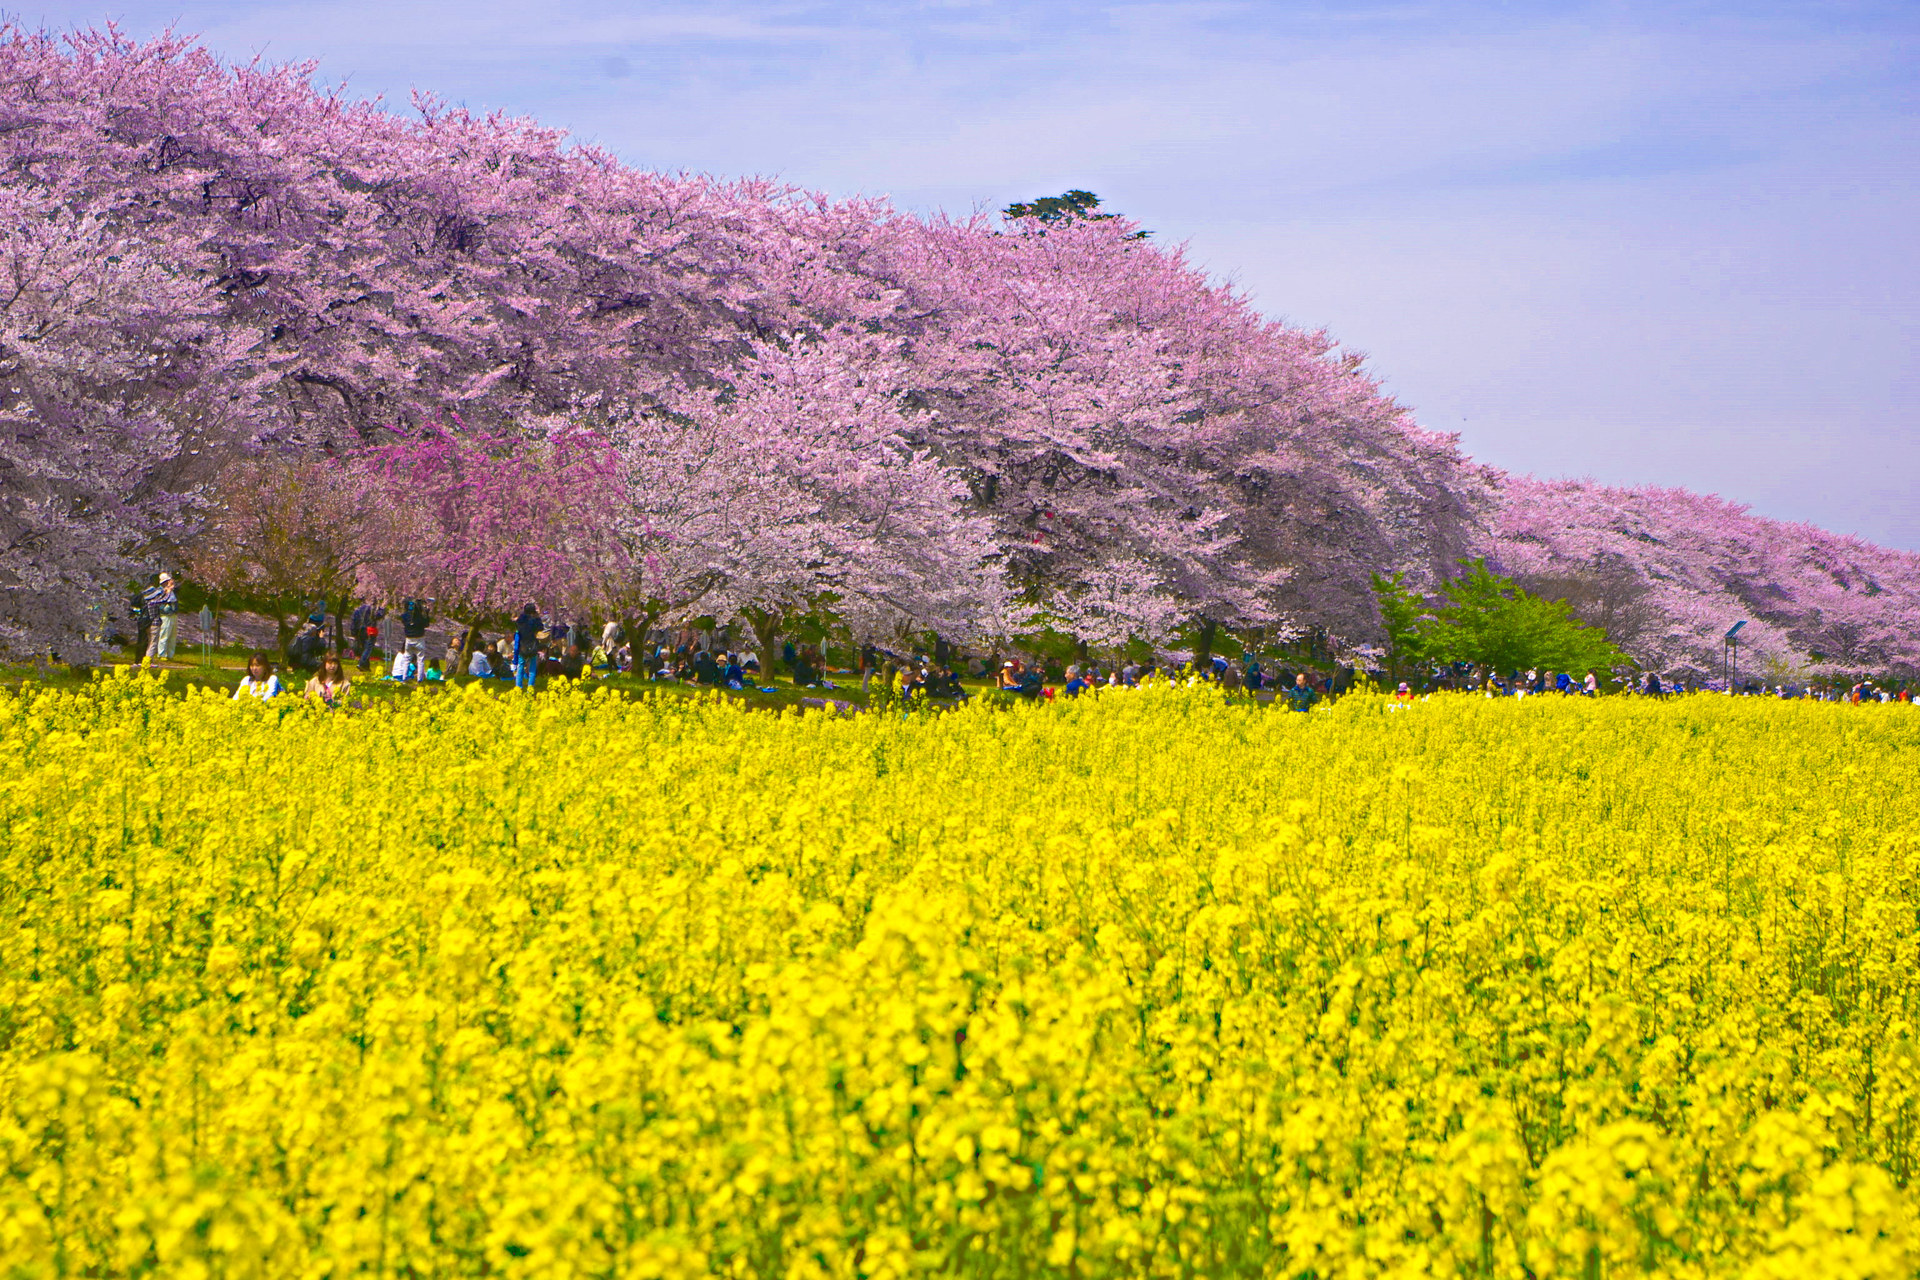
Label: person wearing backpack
xmin=288 ymin=621 xmax=325 ymax=672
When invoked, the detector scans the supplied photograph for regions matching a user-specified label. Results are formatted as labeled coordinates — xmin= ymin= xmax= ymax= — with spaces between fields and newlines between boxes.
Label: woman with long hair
xmin=305 ymin=651 xmax=353 ymax=708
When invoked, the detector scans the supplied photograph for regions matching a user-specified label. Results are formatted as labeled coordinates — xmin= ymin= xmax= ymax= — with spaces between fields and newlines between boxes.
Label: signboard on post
xmin=198 ymin=605 xmax=214 ymax=668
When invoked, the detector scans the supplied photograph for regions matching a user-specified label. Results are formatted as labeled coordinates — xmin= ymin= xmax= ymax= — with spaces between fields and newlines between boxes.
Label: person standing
xmin=143 ymin=573 xmax=179 ymax=662
xmin=1287 ymin=672 xmax=1318 ymax=713
xmin=349 ymin=602 xmax=385 ymax=672
xmin=513 ymin=603 xmax=543 ymax=690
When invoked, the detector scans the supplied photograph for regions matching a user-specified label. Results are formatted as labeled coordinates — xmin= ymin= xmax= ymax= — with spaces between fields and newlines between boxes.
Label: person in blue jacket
xmin=512 ymin=603 xmax=544 ymax=690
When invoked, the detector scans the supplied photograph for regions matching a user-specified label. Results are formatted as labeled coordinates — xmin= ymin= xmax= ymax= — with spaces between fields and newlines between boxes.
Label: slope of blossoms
xmin=1491 ymin=478 xmax=1920 ymax=677
xmin=3 ymin=673 xmax=1918 ymax=1276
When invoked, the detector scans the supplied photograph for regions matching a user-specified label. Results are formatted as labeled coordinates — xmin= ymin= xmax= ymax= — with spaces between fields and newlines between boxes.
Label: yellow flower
xmin=0 ymin=678 xmax=1917 ymax=1274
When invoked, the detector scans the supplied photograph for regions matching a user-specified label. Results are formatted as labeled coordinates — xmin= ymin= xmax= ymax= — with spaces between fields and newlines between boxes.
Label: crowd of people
xmin=1389 ymin=662 xmax=1914 ymax=703
xmin=118 ymin=574 xmax=1917 ymax=710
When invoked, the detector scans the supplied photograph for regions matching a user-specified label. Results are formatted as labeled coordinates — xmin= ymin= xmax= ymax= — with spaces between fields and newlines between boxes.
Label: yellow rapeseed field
xmin=2 ymin=671 xmax=1918 ymax=1278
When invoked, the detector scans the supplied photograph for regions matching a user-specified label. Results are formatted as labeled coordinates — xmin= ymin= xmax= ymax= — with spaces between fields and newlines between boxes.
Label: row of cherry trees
xmin=2 ymin=26 xmax=1915 ymax=675
xmin=1491 ymin=478 xmax=1920 ymax=678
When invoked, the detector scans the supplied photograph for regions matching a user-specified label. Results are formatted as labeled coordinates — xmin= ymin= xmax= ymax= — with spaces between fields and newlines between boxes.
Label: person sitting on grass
xmin=235 ymin=652 xmax=283 ymax=700
xmin=467 ymin=645 xmax=493 ymax=678
xmin=304 ymin=651 xmax=353 ymax=708
xmin=791 ymin=647 xmax=820 ymax=688
xmin=1061 ymin=664 xmax=1089 ymax=698
xmin=926 ymin=664 xmax=965 ymax=699
xmin=423 ymin=660 xmax=444 ymax=682
xmin=288 ymin=621 xmax=324 ymax=673
xmin=560 ymin=645 xmax=585 ymax=681
xmin=389 ymin=648 xmax=416 ymax=681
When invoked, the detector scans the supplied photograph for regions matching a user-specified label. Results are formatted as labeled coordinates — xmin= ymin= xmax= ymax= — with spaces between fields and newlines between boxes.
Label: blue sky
xmin=32 ymin=0 xmax=1920 ymax=547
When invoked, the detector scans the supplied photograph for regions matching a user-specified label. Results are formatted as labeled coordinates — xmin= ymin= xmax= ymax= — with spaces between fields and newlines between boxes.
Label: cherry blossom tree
xmin=652 ymin=327 xmax=1020 ymax=658
xmin=185 ymin=454 xmax=396 ymax=656
xmin=0 ymin=80 xmax=238 ymax=660
xmin=358 ymin=420 xmax=612 ymax=623
xmin=371 ymin=328 xmax=1021 ymax=664
xmin=862 ymin=211 xmax=1498 ymax=652
xmin=1488 ymin=477 xmax=1920 ymax=678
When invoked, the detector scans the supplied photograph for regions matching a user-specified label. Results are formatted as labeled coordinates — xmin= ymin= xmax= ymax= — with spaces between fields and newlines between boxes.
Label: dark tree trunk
xmin=1193 ymin=617 xmax=1218 ymax=666
xmin=741 ymin=606 xmax=786 ymax=681
xmin=620 ymin=607 xmax=661 ymax=674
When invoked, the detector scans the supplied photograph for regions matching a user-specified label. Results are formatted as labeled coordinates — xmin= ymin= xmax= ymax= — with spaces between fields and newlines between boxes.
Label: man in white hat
xmin=143 ymin=572 xmax=180 ymax=662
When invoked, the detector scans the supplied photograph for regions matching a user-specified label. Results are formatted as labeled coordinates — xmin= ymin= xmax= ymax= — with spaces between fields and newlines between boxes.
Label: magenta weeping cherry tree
xmin=355 ymin=420 xmax=616 ymax=671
